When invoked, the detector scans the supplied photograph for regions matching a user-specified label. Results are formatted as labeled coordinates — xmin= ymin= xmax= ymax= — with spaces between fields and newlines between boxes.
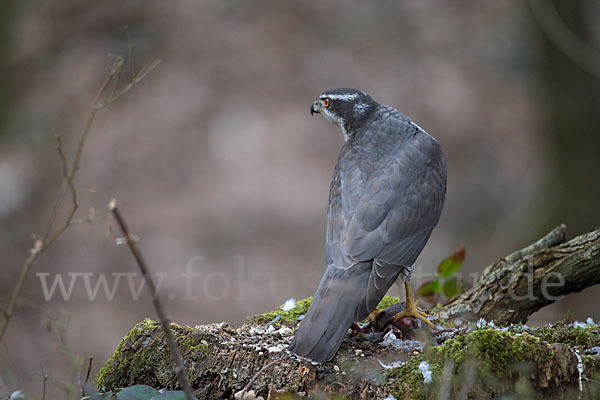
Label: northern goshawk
xmin=288 ymin=88 xmax=446 ymax=363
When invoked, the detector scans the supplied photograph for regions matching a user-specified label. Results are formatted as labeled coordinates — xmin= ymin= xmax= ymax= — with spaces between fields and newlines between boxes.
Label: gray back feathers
xmin=289 ymin=90 xmax=446 ymax=363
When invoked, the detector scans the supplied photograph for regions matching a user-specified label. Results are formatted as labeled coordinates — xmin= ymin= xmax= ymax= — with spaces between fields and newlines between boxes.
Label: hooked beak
xmin=310 ymin=102 xmax=321 ymax=116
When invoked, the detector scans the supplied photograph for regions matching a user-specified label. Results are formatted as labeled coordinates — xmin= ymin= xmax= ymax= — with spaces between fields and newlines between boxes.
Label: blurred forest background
xmin=0 ymin=0 xmax=599 ymax=397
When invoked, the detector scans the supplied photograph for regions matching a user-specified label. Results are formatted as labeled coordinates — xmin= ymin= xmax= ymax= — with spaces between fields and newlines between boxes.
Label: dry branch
xmin=80 ymin=357 xmax=94 ymax=397
xmin=439 ymin=225 xmax=600 ymax=324
xmin=527 ymin=0 xmax=600 ymax=80
xmin=0 ymin=55 xmax=160 ymax=344
xmin=108 ymin=199 xmax=195 ymax=400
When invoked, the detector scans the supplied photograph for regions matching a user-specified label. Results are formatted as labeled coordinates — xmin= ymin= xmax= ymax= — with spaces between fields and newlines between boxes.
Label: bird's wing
xmin=328 ymin=126 xmax=446 ymax=313
xmin=290 ymin=120 xmax=446 ymax=363
xmin=330 ymin=130 xmax=446 ymax=267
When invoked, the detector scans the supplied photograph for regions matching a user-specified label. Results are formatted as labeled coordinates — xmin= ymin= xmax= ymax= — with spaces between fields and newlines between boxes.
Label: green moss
xmin=96 ymin=319 xmax=160 ymax=388
xmin=536 ymin=323 xmax=600 ymax=347
xmin=467 ymin=329 xmax=541 ymax=376
xmin=253 ymin=297 xmax=314 ymax=326
xmin=142 ymin=317 xmax=159 ymax=329
xmin=431 ymin=332 xmax=467 ymax=365
xmin=253 ymin=296 xmax=403 ymax=326
xmin=385 ymin=322 xmax=600 ymax=398
xmin=95 ymin=338 xmax=123 ymax=387
xmin=386 ymin=327 xmax=554 ymax=399
xmin=177 ymin=334 xmax=209 ymax=356
xmin=376 ymin=295 xmax=403 ymax=311
xmin=386 ymin=355 xmax=429 ymax=400
xmin=98 ymin=309 xmax=600 ymax=397
xmin=97 ymin=318 xmax=212 ymax=390
xmin=583 ymin=355 xmax=600 ymax=398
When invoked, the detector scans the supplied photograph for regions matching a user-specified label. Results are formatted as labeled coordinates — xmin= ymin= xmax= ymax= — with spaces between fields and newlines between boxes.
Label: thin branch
xmin=50 ymin=310 xmax=83 ymax=379
xmin=80 ymin=357 xmax=93 ymax=397
xmin=528 ymin=0 xmax=600 ymax=80
xmin=239 ymin=356 xmax=286 ymax=400
xmin=69 ymin=207 xmax=96 ymax=225
xmin=19 ymin=298 xmax=88 ymax=395
xmin=99 ymin=58 xmax=160 ymax=109
xmin=504 ymin=223 xmax=566 ymax=264
xmin=440 ymin=225 xmax=600 ymax=324
xmin=108 ymin=198 xmax=195 ymax=400
xmin=125 ymin=26 xmax=135 ymax=81
xmin=0 ymin=342 xmax=21 ymax=394
xmin=40 ymin=363 xmax=49 ymax=400
xmin=0 ymin=53 xmax=160 ymax=344
xmin=41 ymin=135 xmax=81 ymax=249
xmin=0 ymin=239 xmax=43 ymax=343
xmin=39 ymin=66 xmax=113 ymax=245
xmin=106 ymin=55 xmax=123 ymax=100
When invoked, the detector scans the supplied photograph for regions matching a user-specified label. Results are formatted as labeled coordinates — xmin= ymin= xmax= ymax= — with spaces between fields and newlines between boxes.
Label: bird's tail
xmin=288 ymin=262 xmax=374 ymax=363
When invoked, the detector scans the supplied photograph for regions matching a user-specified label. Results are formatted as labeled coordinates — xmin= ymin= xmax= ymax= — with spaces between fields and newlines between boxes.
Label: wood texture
xmin=97 ymin=226 xmax=600 ymax=399
xmin=440 ymin=225 xmax=600 ymax=324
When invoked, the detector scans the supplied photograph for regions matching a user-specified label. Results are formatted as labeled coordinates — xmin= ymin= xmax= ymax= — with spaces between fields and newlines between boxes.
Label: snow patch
xmin=418 ymin=361 xmax=433 ymax=384
xmin=378 ymin=359 xmax=405 ymax=369
xmin=282 ymin=298 xmax=296 ymax=312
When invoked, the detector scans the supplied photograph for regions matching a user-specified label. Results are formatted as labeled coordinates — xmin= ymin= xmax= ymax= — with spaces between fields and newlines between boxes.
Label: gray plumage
xmin=288 ymin=89 xmax=446 ymax=363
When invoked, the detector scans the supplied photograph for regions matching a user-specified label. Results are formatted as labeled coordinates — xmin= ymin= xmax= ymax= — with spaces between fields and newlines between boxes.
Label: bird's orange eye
xmin=323 ymin=98 xmax=330 ymax=108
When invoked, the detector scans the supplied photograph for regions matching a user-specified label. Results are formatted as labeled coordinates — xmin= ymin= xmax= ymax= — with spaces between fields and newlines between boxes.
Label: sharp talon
xmin=392 ymin=312 xmax=406 ymax=323
xmin=419 ymin=316 xmax=436 ymax=329
xmin=392 ymin=281 xmax=436 ymax=329
xmin=391 ymin=304 xmax=435 ymax=329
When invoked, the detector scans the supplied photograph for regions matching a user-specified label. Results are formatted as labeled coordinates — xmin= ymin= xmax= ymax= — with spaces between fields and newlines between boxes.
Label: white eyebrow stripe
xmin=321 ymin=93 xmax=359 ymax=101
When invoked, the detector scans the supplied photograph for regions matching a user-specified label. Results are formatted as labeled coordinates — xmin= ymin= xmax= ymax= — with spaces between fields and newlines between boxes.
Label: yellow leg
xmin=392 ymin=282 xmax=435 ymax=328
xmin=368 ymin=308 xmax=382 ymax=322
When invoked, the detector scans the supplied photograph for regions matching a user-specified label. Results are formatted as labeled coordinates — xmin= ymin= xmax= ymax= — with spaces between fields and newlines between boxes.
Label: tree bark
xmin=439 ymin=224 xmax=600 ymax=324
xmin=97 ymin=226 xmax=600 ymax=399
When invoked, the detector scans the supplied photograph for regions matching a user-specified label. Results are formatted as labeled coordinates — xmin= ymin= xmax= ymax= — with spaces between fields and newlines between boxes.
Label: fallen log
xmin=440 ymin=224 xmax=600 ymax=324
xmin=96 ymin=225 xmax=600 ymax=399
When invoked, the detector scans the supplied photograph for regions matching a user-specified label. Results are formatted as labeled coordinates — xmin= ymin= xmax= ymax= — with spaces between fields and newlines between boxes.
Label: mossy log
xmin=97 ymin=226 xmax=600 ymax=399
xmin=440 ymin=225 xmax=600 ymax=324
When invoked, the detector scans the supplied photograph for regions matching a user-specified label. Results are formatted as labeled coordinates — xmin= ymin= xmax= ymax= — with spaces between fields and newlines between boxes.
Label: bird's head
xmin=310 ymin=88 xmax=377 ymax=140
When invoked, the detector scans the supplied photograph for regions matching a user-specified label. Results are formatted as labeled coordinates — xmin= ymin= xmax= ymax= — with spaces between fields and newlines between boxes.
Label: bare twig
xmin=504 ymin=223 xmax=566 ymax=264
xmin=96 ymin=58 xmax=160 ymax=109
xmin=69 ymin=207 xmax=96 ymax=225
xmin=19 ymin=298 xmax=84 ymax=396
xmin=108 ymin=198 xmax=195 ymax=400
xmin=43 ymin=134 xmax=80 ymax=248
xmin=124 ymin=26 xmax=135 ymax=81
xmin=106 ymin=55 xmax=123 ymax=100
xmin=239 ymin=355 xmax=287 ymax=400
xmin=0 ymin=54 xmax=160 ymax=344
xmin=50 ymin=309 xmax=84 ymax=380
xmin=40 ymin=363 xmax=50 ymax=400
xmin=80 ymin=357 xmax=93 ymax=397
xmin=528 ymin=0 xmax=600 ymax=80
xmin=0 ymin=343 xmax=21 ymax=395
